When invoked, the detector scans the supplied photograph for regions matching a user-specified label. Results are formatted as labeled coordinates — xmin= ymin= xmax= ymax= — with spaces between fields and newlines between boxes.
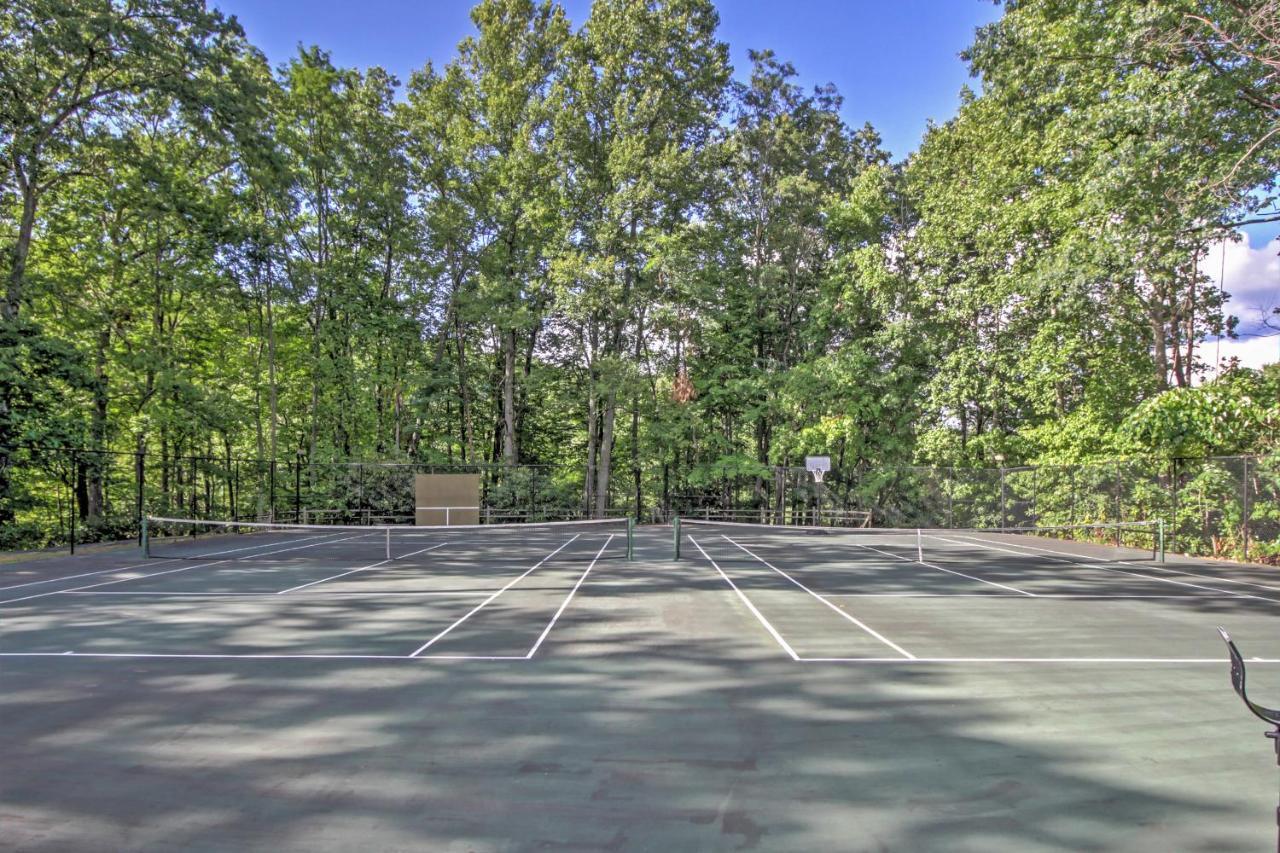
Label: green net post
xmin=626 ymin=517 xmax=635 ymax=561
xmin=141 ymin=515 xmax=150 ymax=557
xmin=673 ymin=516 xmax=681 ymax=560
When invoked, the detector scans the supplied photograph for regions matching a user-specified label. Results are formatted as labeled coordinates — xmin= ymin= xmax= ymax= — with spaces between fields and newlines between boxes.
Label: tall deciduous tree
xmin=553 ymin=0 xmax=729 ymax=514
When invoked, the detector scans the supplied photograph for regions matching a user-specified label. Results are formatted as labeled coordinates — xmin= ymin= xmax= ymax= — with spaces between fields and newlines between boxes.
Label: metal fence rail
xmin=3 ymin=445 xmax=1278 ymax=565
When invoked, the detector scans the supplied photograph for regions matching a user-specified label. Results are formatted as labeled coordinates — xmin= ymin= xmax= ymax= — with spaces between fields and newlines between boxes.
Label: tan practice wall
xmin=414 ymin=473 xmax=480 ymax=526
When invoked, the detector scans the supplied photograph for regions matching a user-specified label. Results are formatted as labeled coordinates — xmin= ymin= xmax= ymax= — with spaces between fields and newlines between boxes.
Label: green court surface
xmin=2 ymin=523 xmax=1278 ymax=851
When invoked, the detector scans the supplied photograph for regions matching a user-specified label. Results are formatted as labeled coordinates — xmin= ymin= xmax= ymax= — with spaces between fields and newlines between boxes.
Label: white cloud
xmin=1196 ymin=232 xmax=1279 ymax=377
xmin=1199 ymin=233 xmax=1279 ymax=337
xmin=1200 ymin=333 xmax=1280 ymax=379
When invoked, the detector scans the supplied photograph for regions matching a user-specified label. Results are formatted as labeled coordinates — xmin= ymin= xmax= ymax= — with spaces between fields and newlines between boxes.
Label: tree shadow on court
xmin=1 ymin=533 xmax=1276 ymax=851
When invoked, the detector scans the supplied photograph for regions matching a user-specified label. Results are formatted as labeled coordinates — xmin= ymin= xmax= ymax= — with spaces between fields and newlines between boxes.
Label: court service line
xmin=525 ymin=535 xmax=614 ymax=658
xmin=0 ymin=547 xmax=342 ymax=591
xmin=166 ymin=532 xmax=340 ymax=559
xmin=61 ymin=589 xmax=492 ymax=598
xmin=0 ymin=533 xmax=370 ymax=606
xmin=407 ymin=535 xmax=581 ymax=657
xmin=722 ymin=535 xmax=916 ymax=660
xmin=0 ymin=651 xmax=529 ymax=661
xmin=819 ymin=592 xmax=1218 ymax=599
xmin=796 ymin=656 xmax=1280 ymax=664
xmin=933 ymin=534 xmax=1280 ymax=604
xmin=689 ymin=536 xmax=800 ymax=661
xmin=0 ymin=558 xmax=170 ymax=591
xmin=955 ymin=533 xmax=1280 ymax=594
xmin=276 ymin=542 xmax=450 ymax=593
xmin=0 ymin=531 xmax=342 ymax=591
xmin=852 ymin=542 xmax=1035 ymax=596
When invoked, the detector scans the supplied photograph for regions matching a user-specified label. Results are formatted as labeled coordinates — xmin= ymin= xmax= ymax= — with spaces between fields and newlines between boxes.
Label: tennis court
xmin=3 ymin=518 xmax=1279 ymax=850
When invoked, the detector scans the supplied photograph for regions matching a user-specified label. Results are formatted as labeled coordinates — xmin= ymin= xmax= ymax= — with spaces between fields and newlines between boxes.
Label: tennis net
xmin=673 ymin=517 xmax=1164 ymax=563
xmin=144 ymin=516 xmax=634 ymax=562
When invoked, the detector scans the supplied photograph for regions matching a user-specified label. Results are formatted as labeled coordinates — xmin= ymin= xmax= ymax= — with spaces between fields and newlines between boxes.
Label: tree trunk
xmin=454 ymin=309 xmax=474 ymax=462
xmin=596 ymin=388 xmax=616 ymax=517
xmin=0 ymin=171 xmax=39 ymax=524
xmin=266 ymin=267 xmax=279 ymax=464
xmin=585 ymin=376 xmax=598 ymax=515
xmin=86 ymin=325 xmax=110 ymax=520
xmin=502 ymin=327 xmax=517 ymax=464
xmin=1150 ymin=302 xmax=1170 ymax=390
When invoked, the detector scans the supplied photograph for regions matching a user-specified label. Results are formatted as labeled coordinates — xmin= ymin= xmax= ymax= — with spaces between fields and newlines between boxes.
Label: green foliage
xmin=1122 ymin=369 xmax=1280 ymax=458
xmin=2 ymin=0 xmax=1278 ymax=551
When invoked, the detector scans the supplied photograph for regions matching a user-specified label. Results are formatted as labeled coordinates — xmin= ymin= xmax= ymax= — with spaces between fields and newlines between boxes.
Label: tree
xmin=552 ymin=0 xmax=729 ymax=515
xmin=0 ymin=0 xmax=265 ymax=521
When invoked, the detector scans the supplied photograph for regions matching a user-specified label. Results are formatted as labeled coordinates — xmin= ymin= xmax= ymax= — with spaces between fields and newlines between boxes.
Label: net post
xmin=385 ymin=527 xmax=391 ymax=561
xmin=673 ymin=516 xmax=681 ymax=560
xmin=626 ymin=517 xmax=635 ymax=561
xmin=917 ymin=528 xmax=923 ymax=563
xmin=141 ymin=515 xmax=150 ymax=557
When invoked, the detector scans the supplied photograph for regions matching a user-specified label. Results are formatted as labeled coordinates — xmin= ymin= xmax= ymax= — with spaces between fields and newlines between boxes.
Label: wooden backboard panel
xmin=415 ymin=473 xmax=481 ymax=526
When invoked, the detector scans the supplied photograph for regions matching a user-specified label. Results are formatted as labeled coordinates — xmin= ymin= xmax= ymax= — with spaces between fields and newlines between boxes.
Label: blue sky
xmin=214 ymin=0 xmax=1001 ymax=161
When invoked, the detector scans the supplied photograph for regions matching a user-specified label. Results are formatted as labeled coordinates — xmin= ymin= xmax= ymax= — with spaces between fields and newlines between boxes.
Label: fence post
xmin=135 ymin=446 xmax=145 ymax=545
xmin=69 ymin=448 xmax=77 ymax=555
xmin=1031 ymin=467 xmax=1038 ymax=527
xmin=1242 ymin=455 xmax=1250 ymax=562
xmin=269 ymin=460 xmax=277 ymax=522
xmin=1169 ymin=457 xmax=1179 ymax=556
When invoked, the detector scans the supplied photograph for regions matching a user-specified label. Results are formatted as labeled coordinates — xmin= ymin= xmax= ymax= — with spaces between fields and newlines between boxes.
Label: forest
xmin=2 ymin=0 xmax=1279 ymax=555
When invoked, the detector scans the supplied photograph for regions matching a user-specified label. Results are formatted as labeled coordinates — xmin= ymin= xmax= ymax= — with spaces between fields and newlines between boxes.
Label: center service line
xmin=407 ymin=535 xmax=581 ymax=657
xmin=525 ymin=534 xmax=614 ymax=658
xmin=689 ymin=536 xmax=800 ymax=661
xmin=852 ymin=542 xmax=1036 ymax=596
xmin=722 ymin=535 xmax=916 ymax=660
xmin=276 ymin=542 xmax=450 ymax=593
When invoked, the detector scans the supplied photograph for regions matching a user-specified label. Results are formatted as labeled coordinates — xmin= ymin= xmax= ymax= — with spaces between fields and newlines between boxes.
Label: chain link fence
xmin=0 ymin=445 xmax=585 ymax=552
xmin=4 ymin=445 xmax=1278 ymax=564
xmin=663 ymin=454 xmax=1280 ymax=565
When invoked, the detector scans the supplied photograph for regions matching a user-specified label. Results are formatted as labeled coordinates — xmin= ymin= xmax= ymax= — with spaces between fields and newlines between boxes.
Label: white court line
xmin=0 ymin=557 xmax=170 ymax=591
xmin=819 ymin=592 xmax=1222 ymax=599
xmin=275 ymin=542 xmax=450 ymax=593
xmin=0 ymin=533 xmax=370 ymax=606
xmin=525 ymin=536 xmax=613 ymax=658
xmin=0 ymin=651 xmax=528 ymax=661
xmin=954 ymin=533 xmax=1280 ymax=594
xmin=0 ymin=531 xmax=341 ymax=591
xmin=160 ymin=531 xmax=337 ymax=559
xmin=61 ymin=590 xmax=493 ymax=598
xmin=407 ymin=535 xmax=581 ymax=657
xmin=853 ymin=542 xmax=1035 ymax=596
xmin=722 ymin=535 xmax=916 ymax=660
xmin=797 ymin=656 xmax=1280 ymax=664
xmin=933 ymin=534 xmax=1280 ymax=604
xmin=689 ymin=537 xmax=799 ymax=661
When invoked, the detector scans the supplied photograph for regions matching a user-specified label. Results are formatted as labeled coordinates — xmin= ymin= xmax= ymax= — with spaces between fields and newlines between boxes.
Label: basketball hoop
xmin=805 ymin=455 xmax=831 ymax=484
